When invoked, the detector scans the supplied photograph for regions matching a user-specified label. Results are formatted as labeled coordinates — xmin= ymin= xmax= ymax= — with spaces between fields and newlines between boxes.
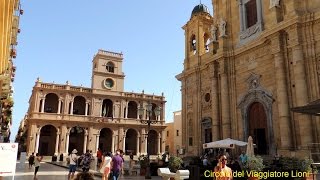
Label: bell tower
xmin=91 ymin=49 xmax=125 ymax=92
xmin=182 ymin=4 xmax=213 ymax=69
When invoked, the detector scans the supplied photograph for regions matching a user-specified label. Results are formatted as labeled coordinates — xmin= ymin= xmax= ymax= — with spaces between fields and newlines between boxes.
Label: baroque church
xmin=176 ymin=0 xmax=320 ymax=158
xmin=24 ymin=50 xmax=167 ymax=157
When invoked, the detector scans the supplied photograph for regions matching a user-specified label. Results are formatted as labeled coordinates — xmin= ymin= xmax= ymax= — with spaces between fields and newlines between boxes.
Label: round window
xmin=104 ymin=78 xmax=114 ymax=88
xmin=205 ymin=93 xmax=211 ymax=102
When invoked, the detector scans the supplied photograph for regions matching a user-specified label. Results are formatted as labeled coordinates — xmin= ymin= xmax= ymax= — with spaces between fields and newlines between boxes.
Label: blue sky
xmin=11 ymin=0 xmax=213 ymax=141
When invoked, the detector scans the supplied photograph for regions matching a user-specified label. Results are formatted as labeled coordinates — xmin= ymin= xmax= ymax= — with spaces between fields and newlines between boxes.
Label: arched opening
xmin=248 ymin=102 xmax=268 ymax=155
xmin=69 ymin=126 xmax=84 ymax=155
xmin=127 ymin=101 xmax=138 ymax=118
xmin=39 ymin=125 xmax=57 ymax=156
xmin=44 ymin=93 xmax=59 ymax=113
xmin=73 ymin=96 xmax=86 ymax=115
xmin=148 ymin=130 xmax=158 ymax=155
xmin=149 ymin=103 xmax=157 ymax=120
xmin=204 ymin=33 xmax=210 ymax=53
xmin=102 ymin=99 xmax=113 ymax=117
xmin=125 ymin=129 xmax=138 ymax=155
xmin=99 ymin=128 xmax=113 ymax=152
xmin=106 ymin=62 xmax=115 ymax=73
xmin=190 ymin=34 xmax=197 ymax=54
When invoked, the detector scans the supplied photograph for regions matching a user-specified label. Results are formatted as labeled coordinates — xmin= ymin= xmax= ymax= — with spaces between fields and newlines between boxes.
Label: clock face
xmin=104 ymin=78 xmax=114 ymax=89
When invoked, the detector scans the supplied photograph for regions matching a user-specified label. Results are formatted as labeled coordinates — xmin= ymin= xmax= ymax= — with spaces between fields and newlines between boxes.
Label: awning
xmin=203 ymin=138 xmax=248 ymax=149
xmin=291 ymin=99 xmax=320 ymax=116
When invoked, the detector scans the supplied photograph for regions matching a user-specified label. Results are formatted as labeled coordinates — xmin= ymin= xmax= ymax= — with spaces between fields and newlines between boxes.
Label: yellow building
xmin=164 ymin=122 xmax=174 ymax=155
xmin=0 ymin=0 xmax=22 ymax=142
xmin=164 ymin=111 xmax=183 ymax=156
xmin=176 ymin=1 xmax=320 ymax=158
xmin=24 ymin=50 xmax=167 ymax=157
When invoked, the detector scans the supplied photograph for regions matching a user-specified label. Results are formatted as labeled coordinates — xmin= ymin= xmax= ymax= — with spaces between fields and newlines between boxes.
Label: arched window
xmin=106 ymin=62 xmax=114 ymax=73
xmin=190 ymin=34 xmax=197 ymax=54
xmin=204 ymin=33 xmax=210 ymax=53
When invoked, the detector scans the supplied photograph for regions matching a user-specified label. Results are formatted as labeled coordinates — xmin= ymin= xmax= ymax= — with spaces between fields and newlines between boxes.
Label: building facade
xmin=176 ymin=1 xmax=320 ymax=158
xmin=24 ymin=50 xmax=167 ymax=157
xmin=164 ymin=111 xmax=183 ymax=156
xmin=0 ymin=0 xmax=22 ymax=142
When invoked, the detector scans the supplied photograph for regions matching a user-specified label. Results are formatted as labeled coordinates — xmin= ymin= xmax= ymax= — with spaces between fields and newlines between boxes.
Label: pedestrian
xmin=28 ymin=152 xmax=35 ymax=169
xmin=33 ymin=153 xmax=43 ymax=180
xmin=111 ymin=149 xmax=123 ymax=180
xmin=68 ymin=149 xmax=78 ymax=180
xmin=214 ymin=154 xmax=232 ymax=180
xmin=97 ymin=148 xmax=102 ymax=167
xmin=100 ymin=152 xmax=112 ymax=180
xmin=239 ymin=151 xmax=248 ymax=169
xmin=81 ymin=150 xmax=93 ymax=172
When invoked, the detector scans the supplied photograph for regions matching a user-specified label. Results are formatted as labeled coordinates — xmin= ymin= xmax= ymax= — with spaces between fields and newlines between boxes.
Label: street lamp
xmin=138 ymin=102 xmax=161 ymax=179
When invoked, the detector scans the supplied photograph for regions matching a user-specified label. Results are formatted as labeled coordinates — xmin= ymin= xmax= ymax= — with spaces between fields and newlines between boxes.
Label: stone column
xmin=35 ymin=133 xmax=40 ymax=153
xmin=112 ymin=135 xmax=115 ymax=153
xmin=136 ymin=136 xmax=140 ymax=156
xmin=70 ymin=101 xmax=74 ymax=115
xmin=85 ymin=102 xmax=88 ymax=116
xmin=55 ymin=132 xmax=60 ymax=155
xmin=274 ymin=51 xmax=291 ymax=148
xmin=292 ymin=44 xmax=312 ymax=146
xmin=238 ymin=0 xmax=244 ymax=31
xmin=96 ymin=135 xmax=100 ymax=153
xmin=157 ymin=133 xmax=161 ymax=155
xmin=65 ymin=133 xmax=70 ymax=153
xmin=256 ymin=0 xmax=263 ymax=23
xmin=125 ymin=101 xmax=128 ymax=119
xmin=123 ymin=133 xmax=126 ymax=152
xmin=220 ymin=72 xmax=231 ymax=138
xmin=41 ymin=98 xmax=45 ymax=113
xmin=57 ymin=99 xmax=61 ymax=114
xmin=211 ymin=73 xmax=220 ymax=141
xmin=83 ymin=131 xmax=88 ymax=153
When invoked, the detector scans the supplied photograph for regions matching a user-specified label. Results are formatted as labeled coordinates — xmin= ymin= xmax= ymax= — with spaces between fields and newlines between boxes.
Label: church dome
xmin=191 ymin=4 xmax=210 ymax=18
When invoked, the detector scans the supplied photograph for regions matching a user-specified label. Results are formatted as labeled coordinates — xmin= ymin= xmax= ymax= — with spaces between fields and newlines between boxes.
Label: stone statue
xmin=269 ymin=0 xmax=280 ymax=9
xmin=219 ymin=18 xmax=227 ymax=37
xmin=211 ymin=25 xmax=217 ymax=42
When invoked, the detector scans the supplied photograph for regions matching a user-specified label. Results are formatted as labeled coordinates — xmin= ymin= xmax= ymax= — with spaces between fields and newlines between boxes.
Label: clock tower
xmin=91 ymin=49 xmax=125 ymax=91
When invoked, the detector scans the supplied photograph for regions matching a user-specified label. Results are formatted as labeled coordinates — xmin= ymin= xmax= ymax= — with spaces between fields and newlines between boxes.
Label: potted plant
xmin=244 ymin=156 xmax=265 ymax=180
xmin=300 ymin=158 xmax=318 ymax=180
xmin=168 ymin=156 xmax=183 ymax=173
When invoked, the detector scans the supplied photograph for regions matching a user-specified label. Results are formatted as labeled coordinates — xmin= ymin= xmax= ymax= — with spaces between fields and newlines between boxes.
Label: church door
xmin=248 ymin=102 xmax=268 ymax=154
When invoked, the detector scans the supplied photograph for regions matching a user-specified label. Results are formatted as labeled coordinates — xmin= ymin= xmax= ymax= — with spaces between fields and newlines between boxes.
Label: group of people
xmin=27 ymin=152 xmax=44 ymax=180
xmin=68 ymin=148 xmax=124 ymax=180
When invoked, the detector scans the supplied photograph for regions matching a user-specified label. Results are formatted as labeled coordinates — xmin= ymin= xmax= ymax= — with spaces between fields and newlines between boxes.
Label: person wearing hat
xmin=68 ymin=149 xmax=79 ymax=180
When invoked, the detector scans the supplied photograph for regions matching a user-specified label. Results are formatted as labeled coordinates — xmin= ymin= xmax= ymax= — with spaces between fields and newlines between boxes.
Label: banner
xmin=0 ymin=143 xmax=18 ymax=176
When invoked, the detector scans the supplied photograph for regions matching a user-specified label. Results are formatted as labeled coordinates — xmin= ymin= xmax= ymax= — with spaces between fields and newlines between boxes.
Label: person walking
xmin=97 ymin=148 xmax=102 ymax=167
xmin=100 ymin=152 xmax=112 ymax=180
xmin=81 ymin=150 xmax=93 ymax=172
xmin=28 ymin=153 xmax=35 ymax=169
xmin=111 ymin=150 xmax=123 ymax=180
xmin=33 ymin=153 xmax=43 ymax=180
xmin=68 ymin=149 xmax=78 ymax=180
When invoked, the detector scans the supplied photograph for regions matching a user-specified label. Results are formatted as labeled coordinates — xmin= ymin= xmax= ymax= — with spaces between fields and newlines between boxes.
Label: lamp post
xmin=138 ymin=102 xmax=161 ymax=179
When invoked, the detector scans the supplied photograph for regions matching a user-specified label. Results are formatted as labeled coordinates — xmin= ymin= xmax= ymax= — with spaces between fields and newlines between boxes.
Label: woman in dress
xmin=33 ymin=153 xmax=43 ymax=180
xmin=100 ymin=152 xmax=112 ymax=180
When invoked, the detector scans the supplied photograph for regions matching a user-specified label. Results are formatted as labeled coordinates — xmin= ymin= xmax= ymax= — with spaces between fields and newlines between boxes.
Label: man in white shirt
xmin=68 ymin=149 xmax=78 ymax=180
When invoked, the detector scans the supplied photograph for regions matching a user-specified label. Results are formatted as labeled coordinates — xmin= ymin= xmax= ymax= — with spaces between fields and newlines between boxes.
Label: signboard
xmin=0 ymin=143 xmax=18 ymax=176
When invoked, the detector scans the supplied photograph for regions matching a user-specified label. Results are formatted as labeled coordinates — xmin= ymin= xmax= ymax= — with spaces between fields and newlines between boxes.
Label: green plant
xmin=279 ymin=157 xmax=300 ymax=171
xmin=168 ymin=156 xmax=183 ymax=173
xmin=244 ymin=155 xmax=265 ymax=171
xmin=300 ymin=157 xmax=318 ymax=173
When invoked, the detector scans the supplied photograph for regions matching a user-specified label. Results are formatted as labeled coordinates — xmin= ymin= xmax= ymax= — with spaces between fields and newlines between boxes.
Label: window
xmin=167 ymin=131 xmax=169 ymax=137
xmin=245 ymin=0 xmax=257 ymax=28
xmin=176 ymin=130 xmax=179 ymax=136
xmin=104 ymin=78 xmax=114 ymax=89
xmin=106 ymin=62 xmax=114 ymax=73
xmin=238 ymin=0 xmax=263 ymax=44
xmin=165 ymin=145 xmax=169 ymax=152
xmin=189 ymin=137 xmax=193 ymax=146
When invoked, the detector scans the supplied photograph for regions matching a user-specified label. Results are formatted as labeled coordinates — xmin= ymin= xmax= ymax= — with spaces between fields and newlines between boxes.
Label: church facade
xmin=176 ymin=0 xmax=320 ymax=157
xmin=24 ymin=50 xmax=167 ymax=157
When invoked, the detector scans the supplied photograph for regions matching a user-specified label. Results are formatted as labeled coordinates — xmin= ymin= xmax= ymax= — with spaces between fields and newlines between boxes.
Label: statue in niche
xmin=211 ymin=25 xmax=218 ymax=42
xmin=269 ymin=0 xmax=280 ymax=9
xmin=219 ymin=18 xmax=227 ymax=37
